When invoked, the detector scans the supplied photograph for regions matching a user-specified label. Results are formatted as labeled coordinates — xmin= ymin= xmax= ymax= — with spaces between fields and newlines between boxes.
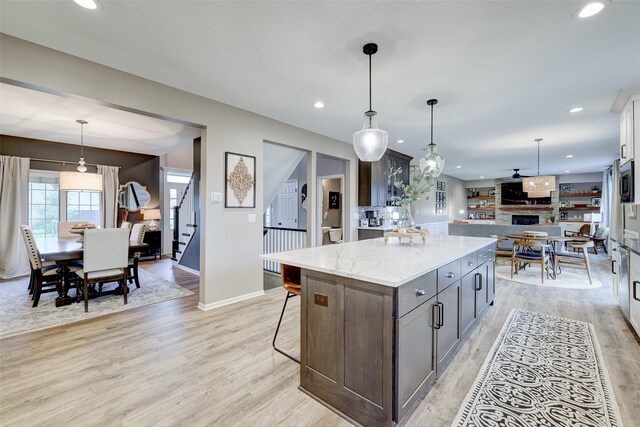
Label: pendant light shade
xmin=419 ymin=99 xmax=445 ymax=178
xmin=522 ymin=138 xmax=555 ymax=198
xmin=59 ymin=120 xmax=103 ymax=192
xmin=353 ymin=43 xmax=388 ymax=162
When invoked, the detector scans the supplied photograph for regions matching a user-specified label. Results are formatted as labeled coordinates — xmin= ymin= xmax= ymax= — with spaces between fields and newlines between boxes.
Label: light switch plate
xmin=211 ymin=192 xmax=223 ymax=203
xmin=248 ymin=214 xmax=257 ymax=223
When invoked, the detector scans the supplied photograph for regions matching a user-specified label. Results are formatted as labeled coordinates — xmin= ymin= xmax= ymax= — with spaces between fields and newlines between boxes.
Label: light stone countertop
xmin=357 ymin=226 xmax=392 ymax=231
xmin=260 ymin=235 xmax=496 ymax=287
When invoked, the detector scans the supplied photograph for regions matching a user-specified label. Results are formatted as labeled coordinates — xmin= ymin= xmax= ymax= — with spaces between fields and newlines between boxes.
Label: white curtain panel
xmin=0 ymin=156 xmax=30 ymax=279
xmin=601 ymin=168 xmax=612 ymax=228
xmin=97 ymin=165 xmax=120 ymax=228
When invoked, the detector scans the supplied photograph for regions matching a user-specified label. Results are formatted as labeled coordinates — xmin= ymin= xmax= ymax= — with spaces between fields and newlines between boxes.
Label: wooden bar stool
xmin=272 ymin=264 xmax=301 ymax=364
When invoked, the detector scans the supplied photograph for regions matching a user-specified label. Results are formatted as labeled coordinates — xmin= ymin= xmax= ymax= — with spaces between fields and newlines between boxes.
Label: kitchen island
xmin=261 ymin=235 xmax=496 ymax=427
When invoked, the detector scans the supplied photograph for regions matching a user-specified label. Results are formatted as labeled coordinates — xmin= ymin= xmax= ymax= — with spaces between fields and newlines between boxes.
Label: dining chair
xmin=564 ymin=224 xmax=591 ymax=238
xmin=591 ymin=226 xmax=609 ymax=254
xmin=20 ymin=225 xmax=65 ymax=307
xmin=58 ymin=222 xmax=80 ymax=238
xmin=554 ymin=240 xmax=594 ymax=284
xmin=511 ymin=240 xmax=550 ymax=284
xmin=76 ymin=228 xmax=130 ymax=312
xmin=491 ymin=236 xmax=512 ymax=264
xmin=121 ymin=221 xmax=133 ymax=237
xmin=272 ymin=264 xmax=301 ymax=364
xmin=127 ymin=223 xmax=148 ymax=289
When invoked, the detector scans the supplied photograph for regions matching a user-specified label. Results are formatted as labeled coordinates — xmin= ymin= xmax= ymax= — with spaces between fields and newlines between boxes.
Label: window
xmin=66 ymin=191 xmax=101 ymax=225
xmin=167 ymin=173 xmax=191 ymax=184
xmin=28 ymin=171 xmax=60 ymax=239
xmin=169 ymin=188 xmax=178 ymax=230
xmin=28 ymin=170 xmax=103 ymax=239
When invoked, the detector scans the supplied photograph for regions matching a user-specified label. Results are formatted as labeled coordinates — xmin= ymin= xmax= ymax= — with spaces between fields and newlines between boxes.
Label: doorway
xmin=317 ymin=175 xmax=344 ymax=246
xmin=163 ymin=168 xmax=193 ymax=256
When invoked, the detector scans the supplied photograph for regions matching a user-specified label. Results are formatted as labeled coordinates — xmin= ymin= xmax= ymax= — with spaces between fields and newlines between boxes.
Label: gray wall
xmin=322 ymin=178 xmax=342 ymax=228
xmin=0 ymin=135 xmax=160 ymax=223
xmin=0 ymin=35 xmax=360 ymax=307
xmin=412 ymin=173 xmax=467 ymax=224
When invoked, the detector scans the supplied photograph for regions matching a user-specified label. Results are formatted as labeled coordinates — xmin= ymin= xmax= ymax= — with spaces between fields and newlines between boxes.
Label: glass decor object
xmin=522 ymin=138 xmax=555 ymax=198
xmin=353 ymin=43 xmax=388 ymax=162
xmin=419 ymin=99 xmax=445 ymax=178
xmin=397 ymin=206 xmax=415 ymax=229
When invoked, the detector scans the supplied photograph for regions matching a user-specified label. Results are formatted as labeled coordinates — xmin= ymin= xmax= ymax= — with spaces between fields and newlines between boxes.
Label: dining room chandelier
xmin=59 ymin=120 xmax=103 ymax=192
xmin=522 ymin=138 xmax=555 ymax=198
xmin=353 ymin=42 xmax=388 ymax=162
xmin=419 ymin=99 xmax=445 ymax=178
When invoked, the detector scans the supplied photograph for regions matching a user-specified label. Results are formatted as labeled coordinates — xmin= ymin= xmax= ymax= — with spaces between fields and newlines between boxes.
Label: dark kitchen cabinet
xmin=358 ymin=149 xmax=412 ymax=206
xmin=435 ymin=281 xmax=460 ymax=373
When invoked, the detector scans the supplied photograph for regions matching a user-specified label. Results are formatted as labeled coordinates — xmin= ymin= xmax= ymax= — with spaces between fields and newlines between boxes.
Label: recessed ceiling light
xmin=568 ymin=107 xmax=584 ymax=113
xmin=396 ymin=139 xmax=405 ymax=144
xmin=456 ymin=165 xmax=462 ymax=169
xmin=565 ymin=170 xmax=571 ymax=173
xmin=73 ymin=0 xmax=98 ymax=9
xmin=480 ymin=176 xmax=485 ymax=179
xmin=313 ymin=101 xmax=325 ymax=109
xmin=566 ymin=154 xmax=574 ymax=158
xmin=578 ymin=1 xmax=605 ymax=18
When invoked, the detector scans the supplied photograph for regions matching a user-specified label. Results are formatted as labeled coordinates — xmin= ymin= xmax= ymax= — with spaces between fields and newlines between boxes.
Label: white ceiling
xmin=1 ymin=1 xmax=639 ymax=179
xmin=0 ymin=83 xmax=201 ymax=155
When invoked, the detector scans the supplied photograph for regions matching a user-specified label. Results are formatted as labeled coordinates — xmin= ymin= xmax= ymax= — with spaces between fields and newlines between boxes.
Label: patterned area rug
xmin=495 ymin=264 xmax=602 ymax=289
xmin=0 ymin=268 xmax=193 ymax=339
xmin=452 ymin=309 xmax=623 ymax=427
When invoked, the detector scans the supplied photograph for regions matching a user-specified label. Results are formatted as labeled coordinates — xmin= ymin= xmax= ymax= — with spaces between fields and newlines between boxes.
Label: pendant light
xmin=522 ymin=138 xmax=555 ymax=198
xmin=419 ymin=99 xmax=445 ymax=178
xmin=59 ymin=120 xmax=103 ymax=192
xmin=353 ymin=43 xmax=388 ymax=162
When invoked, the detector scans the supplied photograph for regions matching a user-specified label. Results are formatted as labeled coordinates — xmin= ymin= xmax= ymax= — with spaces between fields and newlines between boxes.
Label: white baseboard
xmin=197 ymin=290 xmax=265 ymax=311
xmin=173 ymin=262 xmax=200 ymax=276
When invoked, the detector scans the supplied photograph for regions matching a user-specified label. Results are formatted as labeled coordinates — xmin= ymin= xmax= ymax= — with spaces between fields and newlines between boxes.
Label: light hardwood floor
xmin=1 ymin=255 xmax=638 ymax=426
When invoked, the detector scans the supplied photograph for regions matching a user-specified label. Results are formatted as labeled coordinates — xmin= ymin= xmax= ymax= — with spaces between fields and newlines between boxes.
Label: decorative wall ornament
xmin=225 ymin=152 xmax=256 ymax=208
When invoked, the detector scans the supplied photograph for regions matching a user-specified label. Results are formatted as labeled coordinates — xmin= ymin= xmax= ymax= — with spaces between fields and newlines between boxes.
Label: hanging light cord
xmin=536 ymin=138 xmax=542 ymax=176
xmin=429 ymin=102 xmax=434 ymax=148
xmin=80 ymin=122 xmax=84 ymax=158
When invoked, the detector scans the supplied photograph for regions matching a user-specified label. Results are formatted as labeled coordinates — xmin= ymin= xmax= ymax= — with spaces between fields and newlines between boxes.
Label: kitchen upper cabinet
xmin=620 ymin=101 xmax=634 ymax=164
xmin=358 ymin=149 xmax=412 ymax=206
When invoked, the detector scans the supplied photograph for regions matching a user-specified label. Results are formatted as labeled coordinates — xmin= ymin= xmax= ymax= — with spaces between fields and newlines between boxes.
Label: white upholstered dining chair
xmin=76 ymin=228 xmax=130 ymax=312
xmin=127 ymin=223 xmax=148 ymax=288
xmin=20 ymin=225 xmax=76 ymax=307
xmin=120 ymin=221 xmax=133 ymax=236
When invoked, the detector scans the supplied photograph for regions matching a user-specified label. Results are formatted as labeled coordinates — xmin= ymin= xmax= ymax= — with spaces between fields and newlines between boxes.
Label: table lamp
xmin=143 ymin=208 xmax=161 ymax=231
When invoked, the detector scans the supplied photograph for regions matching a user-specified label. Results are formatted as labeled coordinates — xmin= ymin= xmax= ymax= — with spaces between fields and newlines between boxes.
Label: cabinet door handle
xmin=447 ymin=272 xmax=456 ymax=278
xmin=467 ymin=261 xmax=474 ymax=267
xmin=634 ymin=281 xmax=640 ymax=302
xmin=432 ymin=303 xmax=441 ymax=329
xmin=474 ymin=272 xmax=483 ymax=291
xmin=438 ymin=302 xmax=444 ymax=328
xmin=621 ymin=144 xmax=627 ymax=158
xmin=612 ymin=260 xmax=617 ymax=275
xmin=415 ymin=288 xmax=426 ymax=296
xmin=481 ymin=254 xmax=487 ymax=259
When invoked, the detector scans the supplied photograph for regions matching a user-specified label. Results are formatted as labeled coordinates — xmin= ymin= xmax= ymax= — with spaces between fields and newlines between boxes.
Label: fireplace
xmin=512 ymin=215 xmax=539 ymax=225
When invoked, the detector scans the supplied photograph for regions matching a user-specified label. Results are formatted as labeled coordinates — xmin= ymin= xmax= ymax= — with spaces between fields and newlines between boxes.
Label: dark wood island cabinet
xmin=262 ymin=236 xmax=497 ymax=427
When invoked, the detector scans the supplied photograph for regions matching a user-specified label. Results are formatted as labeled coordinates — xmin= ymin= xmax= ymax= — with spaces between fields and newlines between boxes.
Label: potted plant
xmin=547 ymin=213 xmax=557 ymax=224
xmin=591 ymin=185 xmax=600 ymax=193
xmin=387 ymin=165 xmax=437 ymax=228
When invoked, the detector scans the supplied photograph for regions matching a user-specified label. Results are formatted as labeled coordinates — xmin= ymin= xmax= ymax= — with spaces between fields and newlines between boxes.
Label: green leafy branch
xmin=387 ymin=165 xmax=436 ymax=207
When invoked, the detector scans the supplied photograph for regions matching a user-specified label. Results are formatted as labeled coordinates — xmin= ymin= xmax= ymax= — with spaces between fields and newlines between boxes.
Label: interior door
xmin=277 ymin=180 xmax=298 ymax=228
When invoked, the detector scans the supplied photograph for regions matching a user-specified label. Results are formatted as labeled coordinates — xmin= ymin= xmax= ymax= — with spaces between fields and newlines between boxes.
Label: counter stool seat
xmin=273 ymin=264 xmax=301 ymax=364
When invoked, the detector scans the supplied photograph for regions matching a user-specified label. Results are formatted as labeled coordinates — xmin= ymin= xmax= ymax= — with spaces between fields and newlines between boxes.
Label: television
xmin=500 ymin=182 xmax=551 ymax=205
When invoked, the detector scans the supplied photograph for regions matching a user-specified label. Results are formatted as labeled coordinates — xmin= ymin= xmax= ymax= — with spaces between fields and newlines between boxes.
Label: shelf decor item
xmin=591 ymin=197 xmax=601 ymax=207
xmin=522 ymin=138 xmax=555 ymax=197
xmin=225 ymin=152 xmax=256 ymax=208
xmin=419 ymin=99 xmax=445 ymax=178
xmin=560 ymin=184 xmax=572 ymax=194
xmin=353 ymin=43 xmax=388 ymax=162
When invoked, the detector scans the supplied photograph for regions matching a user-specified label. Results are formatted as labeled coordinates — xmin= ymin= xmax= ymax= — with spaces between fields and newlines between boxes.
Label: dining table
xmin=37 ymin=237 xmax=148 ymax=307
xmin=504 ymin=234 xmax=580 ymax=279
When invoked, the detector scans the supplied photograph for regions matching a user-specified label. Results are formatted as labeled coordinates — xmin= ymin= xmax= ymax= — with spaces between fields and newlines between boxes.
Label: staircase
xmin=171 ymin=172 xmax=196 ymax=263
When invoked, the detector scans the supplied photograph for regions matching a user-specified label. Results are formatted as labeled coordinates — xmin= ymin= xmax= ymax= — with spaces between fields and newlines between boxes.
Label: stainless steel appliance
xmin=615 ymin=246 xmax=631 ymax=321
xmin=620 ymin=160 xmax=634 ymax=204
